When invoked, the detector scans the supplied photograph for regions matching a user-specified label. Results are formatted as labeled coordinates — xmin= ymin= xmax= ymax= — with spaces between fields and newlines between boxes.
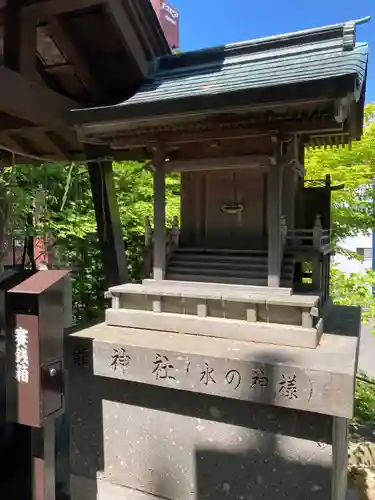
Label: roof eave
xmin=72 ymin=74 xmax=358 ymax=136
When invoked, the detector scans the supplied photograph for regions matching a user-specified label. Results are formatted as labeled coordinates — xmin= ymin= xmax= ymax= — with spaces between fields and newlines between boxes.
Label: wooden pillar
xmin=31 ymin=420 xmax=56 ymax=500
xmin=331 ymin=416 xmax=349 ymax=500
xmin=267 ymin=156 xmax=283 ymax=288
xmin=282 ymin=164 xmax=296 ymax=230
xmin=4 ymin=0 xmax=37 ymax=77
xmin=86 ymin=145 xmax=128 ymax=287
xmin=153 ymin=149 xmax=166 ymax=280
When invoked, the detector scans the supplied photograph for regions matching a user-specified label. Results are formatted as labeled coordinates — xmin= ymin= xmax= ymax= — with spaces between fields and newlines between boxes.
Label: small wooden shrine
xmin=66 ymin=18 xmax=369 ymax=500
xmin=73 ymin=18 xmax=369 ymax=349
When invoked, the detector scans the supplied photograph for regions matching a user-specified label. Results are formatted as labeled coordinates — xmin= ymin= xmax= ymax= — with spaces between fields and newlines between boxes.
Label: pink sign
xmin=159 ymin=1 xmax=180 ymax=49
xmin=150 ymin=0 xmax=180 ymax=50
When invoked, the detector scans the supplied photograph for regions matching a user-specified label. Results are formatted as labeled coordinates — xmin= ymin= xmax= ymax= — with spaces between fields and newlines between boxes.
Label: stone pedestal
xmin=67 ymin=305 xmax=360 ymax=500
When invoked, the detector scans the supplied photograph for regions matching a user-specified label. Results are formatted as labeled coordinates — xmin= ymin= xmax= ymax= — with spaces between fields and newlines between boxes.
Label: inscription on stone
xmin=278 ymin=373 xmax=299 ymax=400
xmin=225 ymin=369 xmax=241 ymax=390
xmin=250 ymin=368 xmax=268 ymax=389
xmin=200 ymin=362 xmax=216 ymax=385
xmin=72 ymin=348 xmax=90 ymax=368
xmin=111 ymin=348 xmax=131 ymax=372
xmin=152 ymin=353 xmax=176 ymax=380
xmin=71 ymin=342 xmax=315 ymax=410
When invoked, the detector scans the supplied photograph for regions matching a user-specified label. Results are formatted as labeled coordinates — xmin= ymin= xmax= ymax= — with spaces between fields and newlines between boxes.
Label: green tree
xmin=5 ymin=161 xmax=179 ymax=323
xmin=305 ymin=103 xmax=375 ymax=326
xmin=305 ymin=103 xmax=375 ymax=241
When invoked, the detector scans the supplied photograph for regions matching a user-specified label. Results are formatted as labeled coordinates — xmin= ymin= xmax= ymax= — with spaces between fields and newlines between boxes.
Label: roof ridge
xmin=152 ymin=39 xmax=346 ymax=80
xmin=154 ymin=17 xmax=371 ymax=75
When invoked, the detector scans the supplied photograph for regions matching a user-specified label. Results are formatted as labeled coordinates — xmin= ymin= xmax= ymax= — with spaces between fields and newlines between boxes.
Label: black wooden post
xmin=86 ymin=145 xmax=128 ymax=287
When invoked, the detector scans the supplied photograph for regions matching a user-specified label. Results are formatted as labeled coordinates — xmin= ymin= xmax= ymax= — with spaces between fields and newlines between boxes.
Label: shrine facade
xmin=67 ymin=17 xmax=369 ymax=500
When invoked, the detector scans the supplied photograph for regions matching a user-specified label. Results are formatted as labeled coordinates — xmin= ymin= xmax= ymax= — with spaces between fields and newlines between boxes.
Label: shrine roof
xmin=72 ymin=17 xmax=370 ymax=135
xmin=118 ymin=22 xmax=368 ymax=107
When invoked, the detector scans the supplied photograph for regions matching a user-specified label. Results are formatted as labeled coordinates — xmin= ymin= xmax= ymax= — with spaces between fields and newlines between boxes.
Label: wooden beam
xmin=0 ymin=65 xmax=79 ymax=130
xmin=7 ymin=134 xmax=38 ymax=157
xmin=0 ymin=133 xmax=28 ymax=156
xmin=24 ymin=128 xmax=65 ymax=159
xmin=165 ymin=154 xmax=270 ymax=173
xmin=45 ymin=131 xmax=74 ymax=160
xmin=3 ymin=0 xmax=37 ymax=77
xmin=108 ymin=118 xmax=344 ymax=150
xmin=0 ymin=0 xmax=105 ymax=21
xmin=43 ymin=20 xmax=103 ymax=98
xmin=104 ymin=0 xmax=148 ymax=78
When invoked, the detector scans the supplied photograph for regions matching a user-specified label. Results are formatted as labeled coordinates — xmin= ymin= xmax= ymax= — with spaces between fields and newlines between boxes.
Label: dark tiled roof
xmin=120 ymin=18 xmax=369 ymax=107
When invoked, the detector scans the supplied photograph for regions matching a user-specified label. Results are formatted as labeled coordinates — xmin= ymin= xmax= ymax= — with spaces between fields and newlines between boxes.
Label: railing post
xmin=313 ymin=214 xmax=322 ymax=250
xmin=312 ymin=214 xmax=322 ymax=289
xmin=280 ymin=215 xmax=287 ymax=247
xmin=171 ymin=216 xmax=179 ymax=248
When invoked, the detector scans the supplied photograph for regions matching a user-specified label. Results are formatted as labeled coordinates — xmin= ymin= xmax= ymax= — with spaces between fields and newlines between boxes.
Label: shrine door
xmin=180 ymin=169 xmax=266 ymax=249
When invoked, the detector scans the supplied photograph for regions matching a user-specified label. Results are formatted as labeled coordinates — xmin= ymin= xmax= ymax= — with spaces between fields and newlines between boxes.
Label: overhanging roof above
xmin=0 ymin=0 xmax=171 ymax=163
xmin=72 ymin=17 xmax=370 ymax=138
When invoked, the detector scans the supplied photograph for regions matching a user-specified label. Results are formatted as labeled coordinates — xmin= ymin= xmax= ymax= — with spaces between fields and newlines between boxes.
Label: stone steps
xmin=166 ymin=249 xmax=295 ymax=287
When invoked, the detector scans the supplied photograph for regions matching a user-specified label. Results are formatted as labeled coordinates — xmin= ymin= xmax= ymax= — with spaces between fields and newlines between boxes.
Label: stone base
xmin=70 ymin=475 xmax=359 ymax=500
xmin=69 ymin=376 xmax=334 ymax=500
xmin=67 ymin=305 xmax=361 ymax=500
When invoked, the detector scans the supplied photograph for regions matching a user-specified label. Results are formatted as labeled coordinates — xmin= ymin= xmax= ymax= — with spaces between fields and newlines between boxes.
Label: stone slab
xmin=68 ymin=370 xmax=335 ymax=500
xmin=109 ymin=280 xmax=296 ymax=301
xmin=146 ymin=279 xmax=294 ymax=296
xmin=105 ymin=308 xmax=322 ymax=349
xmin=68 ymin=306 xmax=360 ymax=418
xmin=108 ymin=282 xmax=319 ymax=308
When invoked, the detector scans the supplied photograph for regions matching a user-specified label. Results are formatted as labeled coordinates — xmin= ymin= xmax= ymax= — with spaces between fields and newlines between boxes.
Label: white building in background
xmin=333 ymin=233 xmax=373 ymax=274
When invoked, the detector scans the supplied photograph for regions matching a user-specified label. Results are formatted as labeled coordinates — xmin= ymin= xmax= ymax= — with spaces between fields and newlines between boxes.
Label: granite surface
xmin=68 ymin=306 xmax=360 ymax=418
xmin=67 ymin=305 xmax=360 ymax=500
xmin=69 ymin=371 xmax=334 ymax=500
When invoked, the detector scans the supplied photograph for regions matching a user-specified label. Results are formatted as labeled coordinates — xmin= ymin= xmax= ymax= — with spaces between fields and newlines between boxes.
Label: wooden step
xmin=170 ymin=254 xmax=268 ymax=264
xmin=175 ymin=248 xmax=268 ymax=255
xmin=167 ymin=265 xmax=269 ymax=278
xmin=166 ymin=273 xmax=267 ymax=286
xmin=168 ymin=260 xmax=268 ymax=272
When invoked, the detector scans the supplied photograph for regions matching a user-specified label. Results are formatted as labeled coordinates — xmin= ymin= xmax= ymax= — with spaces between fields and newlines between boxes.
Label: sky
xmin=171 ymin=0 xmax=375 ymax=102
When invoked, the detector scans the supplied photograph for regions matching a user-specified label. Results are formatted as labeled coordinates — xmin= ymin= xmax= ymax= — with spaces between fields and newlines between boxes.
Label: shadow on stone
xmin=68 ymin=336 xmax=104 ymax=500
xmin=194 ymin=350 xmax=333 ymax=499
xmin=68 ymin=349 xmax=333 ymax=499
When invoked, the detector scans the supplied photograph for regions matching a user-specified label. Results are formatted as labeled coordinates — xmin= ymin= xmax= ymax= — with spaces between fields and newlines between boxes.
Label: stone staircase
xmin=166 ymin=248 xmax=295 ymax=287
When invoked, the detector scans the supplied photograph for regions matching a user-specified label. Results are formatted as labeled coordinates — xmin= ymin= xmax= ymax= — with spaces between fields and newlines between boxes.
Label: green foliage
xmin=330 ymin=269 xmax=375 ymax=325
xmin=0 ymin=160 xmax=180 ymax=323
xmin=305 ymin=104 xmax=375 ymax=326
xmin=305 ymin=103 xmax=375 ymax=241
xmin=352 ymin=372 xmax=375 ymax=429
